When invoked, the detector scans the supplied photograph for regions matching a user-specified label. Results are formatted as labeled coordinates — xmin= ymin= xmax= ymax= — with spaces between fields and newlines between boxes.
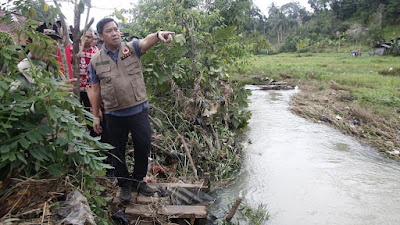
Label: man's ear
xmin=99 ymin=34 xmax=104 ymax=41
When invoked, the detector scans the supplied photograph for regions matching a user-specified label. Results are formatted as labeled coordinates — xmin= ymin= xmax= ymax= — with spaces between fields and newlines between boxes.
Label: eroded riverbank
xmin=291 ymin=80 xmax=400 ymax=160
xmin=211 ymin=86 xmax=400 ymax=224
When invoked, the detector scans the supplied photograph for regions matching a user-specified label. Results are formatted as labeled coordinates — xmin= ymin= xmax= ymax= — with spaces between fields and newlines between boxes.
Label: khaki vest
xmin=91 ymin=42 xmax=147 ymax=112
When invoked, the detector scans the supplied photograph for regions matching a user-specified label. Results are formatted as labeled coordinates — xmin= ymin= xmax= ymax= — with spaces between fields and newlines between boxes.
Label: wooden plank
xmin=158 ymin=205 xmax=207 ymax=218
xmin=113 ymin=192 xmax=163 ymax=204
xmin=148 ymin=182 xmax=208 ymax=190
xmin=125 ymin=204 xmax=155 ymax=218
xmin=125 ymin=205 xmax=207 ymax=219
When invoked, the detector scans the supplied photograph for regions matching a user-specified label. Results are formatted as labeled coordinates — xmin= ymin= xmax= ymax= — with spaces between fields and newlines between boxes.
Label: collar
xmin=103 ymin=44 xmax=121 ymax=55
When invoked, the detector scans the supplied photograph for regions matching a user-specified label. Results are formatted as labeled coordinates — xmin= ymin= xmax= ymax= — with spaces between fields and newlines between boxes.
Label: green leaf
xmin=30 ymin=148 xmax=44 ymax=161
xmin=16 ymin=152 xmax=28 ymax=164
xmin=94 ymin=196 xmax=107 ymax=206
xmin=19 ymin=137 xmax=30 ymax=149
xmin=174 ymin=34 xmax=186 ymax=45
xmin=31 ymin=131 xmax=43 ymax=142
xmin=114 ymin=8 xmax=123 ymax=20
xmin=1 ymin=152 xmax=9 ymax=161
xmin=9 ymin=152 xmax=16 ymax=161
xmin=2 ymin=123 xmax=12 ymax=129
xmin=43 ymin=3 xmax=49 ymax=12
xmin=28 ymin=7 xmax=36 ymax=18
xmin=92 ymin=156 xmax=107 ymax=161
xmin=47 ymin=163 xmax=66 ymax=176
xmin=46 ymin=105 xmax=57 ymax=121
xmin=4 ymin=77 xmax=14 ymax=82
xmin=3 ymin=52 xmax=11 ymax=60
xmin=83 ymin=154 xmax=90 ymax=164
xmin=71 ymin=128 xmax=84 ymax=137
xmin=26 ymin=132 xmax=38 ymax=144
xmin=0 ymin=144 xmax=10 ymax=153
xmin=14 ymin=106 xmax=27 ymax=113
xmin=55 ymin=137 xmax=68 ymax=146
xmin=10 ymin=141 xmax=18 ymax=149
xmin=78 ymin=0 xmax=85 ymax=14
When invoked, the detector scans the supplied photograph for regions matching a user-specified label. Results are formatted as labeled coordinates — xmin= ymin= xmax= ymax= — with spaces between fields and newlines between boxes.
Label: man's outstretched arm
xmin=139 ymin=31 xmax=175 ymax=53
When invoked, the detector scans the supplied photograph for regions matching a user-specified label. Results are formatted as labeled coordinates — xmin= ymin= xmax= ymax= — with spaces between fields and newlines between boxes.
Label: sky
xmin=60 ymin=0 xmax=312 ymax=29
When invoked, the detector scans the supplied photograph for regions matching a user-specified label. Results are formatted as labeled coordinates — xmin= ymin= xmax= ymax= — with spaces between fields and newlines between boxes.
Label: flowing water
xmin=210 ymin=86 xmax=400 ymax=225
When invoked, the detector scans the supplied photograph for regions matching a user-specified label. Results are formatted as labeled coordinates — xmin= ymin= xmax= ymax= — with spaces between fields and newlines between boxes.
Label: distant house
xmin=373 ymin=43 xmax=392 ymax=56
xmin=0 ymin=10 xmax=28 ymax=46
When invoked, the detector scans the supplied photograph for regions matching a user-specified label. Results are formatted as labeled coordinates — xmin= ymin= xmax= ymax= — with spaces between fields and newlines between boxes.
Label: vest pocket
xmin=131 ymin=82 xmax=147 ymax=101
xmin=101 ymin=84 xmax=118 ymax=109
xmin=97 ymin=65 xmax=111 ymax=77
xmin=122 ymin=56 xmax=141 ymax=75
xmin=126 ymin=63 xmax=141 ymax=75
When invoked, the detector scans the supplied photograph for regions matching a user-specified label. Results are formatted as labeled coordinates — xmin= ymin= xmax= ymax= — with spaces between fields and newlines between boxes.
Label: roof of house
xmin=374 ymin=43 xmax=392 ymax=48
xmin=0 ymin=10 xmax=28 ymax=45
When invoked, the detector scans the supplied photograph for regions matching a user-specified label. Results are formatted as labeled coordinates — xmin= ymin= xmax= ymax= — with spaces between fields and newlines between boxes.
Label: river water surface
xmin=211 ymin=86 xmax=400 ymax=225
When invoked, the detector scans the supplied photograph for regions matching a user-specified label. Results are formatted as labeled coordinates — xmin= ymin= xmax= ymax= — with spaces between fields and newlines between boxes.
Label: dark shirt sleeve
xmin=89 ymin=61 xmax=99 ymax=84
xmin=133 ymin=40 xmax=143 ymax=58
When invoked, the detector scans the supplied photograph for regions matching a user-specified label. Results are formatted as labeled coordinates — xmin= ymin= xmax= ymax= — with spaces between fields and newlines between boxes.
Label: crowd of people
xmin=13 ymin=18 xmax=175 ymax=203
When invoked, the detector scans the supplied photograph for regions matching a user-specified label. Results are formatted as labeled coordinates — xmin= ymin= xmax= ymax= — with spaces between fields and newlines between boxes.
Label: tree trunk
xmin=277 ymin=31 xmax=280 ymax=44
xmin=72 ymin=0 xmax=81 ymax=99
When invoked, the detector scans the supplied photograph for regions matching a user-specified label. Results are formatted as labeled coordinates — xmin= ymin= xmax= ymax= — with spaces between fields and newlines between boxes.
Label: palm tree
xmin=273 ymin=12 xmax=288 ymax=44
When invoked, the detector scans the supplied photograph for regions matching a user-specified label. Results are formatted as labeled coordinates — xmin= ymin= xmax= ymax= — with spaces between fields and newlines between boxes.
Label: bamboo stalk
xmin=179 ymin=135 xmax=198 ymax=181
xmin=225 ymin=194 xmax=242 ymax=222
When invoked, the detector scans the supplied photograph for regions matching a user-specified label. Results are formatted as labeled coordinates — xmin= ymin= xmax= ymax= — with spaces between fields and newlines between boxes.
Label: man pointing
xmin=88 ymin=18 xmax=174 ymax=202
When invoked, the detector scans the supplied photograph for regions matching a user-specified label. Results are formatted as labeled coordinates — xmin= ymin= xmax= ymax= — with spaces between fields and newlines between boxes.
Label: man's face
xmin=91 ymin=35 xmax=98 ymax=47
xmin=84 ymin=30 xmax=93 ymax=48
xmin=99 ymin=21 xmax=120 ymax=50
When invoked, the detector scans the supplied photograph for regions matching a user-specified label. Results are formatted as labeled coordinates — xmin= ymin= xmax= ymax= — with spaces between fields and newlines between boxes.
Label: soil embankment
xmin=290 ymin=80 xmax=400 ymax=160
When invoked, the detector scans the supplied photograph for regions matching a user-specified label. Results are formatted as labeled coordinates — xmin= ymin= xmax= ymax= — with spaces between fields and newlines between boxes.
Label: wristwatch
xmin=156 ymin=30 xmax=164 ymax=40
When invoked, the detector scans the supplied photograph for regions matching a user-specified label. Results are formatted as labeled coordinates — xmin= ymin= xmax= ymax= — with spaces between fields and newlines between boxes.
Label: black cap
xmin=37 ymin=23 xmax=61 ymax=40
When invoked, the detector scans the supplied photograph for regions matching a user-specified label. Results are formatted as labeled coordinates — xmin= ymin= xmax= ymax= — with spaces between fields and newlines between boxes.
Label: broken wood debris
xmin=112 ymin=182 xmax=214 ymax=224
xmin=225 ymin=194 xmax=242 ymax=222
xmin=259 ymin=84 xmax=295 ymax=90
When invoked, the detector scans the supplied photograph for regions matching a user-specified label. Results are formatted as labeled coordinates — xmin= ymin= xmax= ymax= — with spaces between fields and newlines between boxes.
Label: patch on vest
xmin=121 ymin=52 xmax=132 ymax=60
xmin=122 ymin=47 xmax=129 ymax=54
xmin=95 ymin=61 xmax=110 ymax=66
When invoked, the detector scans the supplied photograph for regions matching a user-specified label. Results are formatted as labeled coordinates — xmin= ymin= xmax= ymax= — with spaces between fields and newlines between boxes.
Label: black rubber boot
xmin=119 ymin=185 xmax=132 ymax=202
xmin=132 ymin=179 xmax=155 ymax=196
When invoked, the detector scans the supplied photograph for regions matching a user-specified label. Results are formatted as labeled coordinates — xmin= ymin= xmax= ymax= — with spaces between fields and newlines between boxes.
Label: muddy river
xmin=211 ymin=86 xmax=400 ymax=225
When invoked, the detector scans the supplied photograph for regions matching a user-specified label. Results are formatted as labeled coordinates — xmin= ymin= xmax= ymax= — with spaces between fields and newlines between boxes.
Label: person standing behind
xmin=91 ymin=31 xmax=99 ymax=51
xmin=79 ymin=28 xmax=98 ymax=135
xmin=88 ymin=18 xmax=174 ymax=202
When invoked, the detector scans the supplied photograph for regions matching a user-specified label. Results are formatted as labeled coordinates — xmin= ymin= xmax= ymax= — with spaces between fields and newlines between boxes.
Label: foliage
xmin=263 ymin=0 xmax=399 ymax=55
xmin=218 ymin=197 xmax=269 ymax=225
xmin=296 ymin=38 xmax=310 ymax=56
xmin=1 ymin=2 xmax=114 ymax=223
xmin=0 ymin=17 xmax=112 ymax=181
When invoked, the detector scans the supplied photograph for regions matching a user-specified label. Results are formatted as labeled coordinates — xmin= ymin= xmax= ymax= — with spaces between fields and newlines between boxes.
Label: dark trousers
xmin=105 ymin=108 xmax=152 ymax=187
xmin=80 ymin=92 xmax=97 ymax=137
